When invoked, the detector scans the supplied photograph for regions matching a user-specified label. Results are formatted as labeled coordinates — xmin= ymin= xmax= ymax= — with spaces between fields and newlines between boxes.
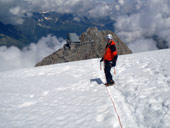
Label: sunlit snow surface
xmin=0 ymin=49 xmax=170 ymax=128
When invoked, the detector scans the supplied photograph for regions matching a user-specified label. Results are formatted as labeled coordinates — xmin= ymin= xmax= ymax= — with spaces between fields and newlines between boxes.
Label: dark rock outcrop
xmin=35 ymin=27 xmax=132 ymax=66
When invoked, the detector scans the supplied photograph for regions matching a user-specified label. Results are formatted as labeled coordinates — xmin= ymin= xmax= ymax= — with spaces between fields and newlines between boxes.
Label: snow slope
xmin=0 ymin=49 xmax=170 ymax=128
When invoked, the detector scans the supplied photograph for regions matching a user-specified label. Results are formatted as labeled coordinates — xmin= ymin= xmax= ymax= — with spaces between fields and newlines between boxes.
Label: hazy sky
xmin=0 ymin=0 xmax=170 ymax=72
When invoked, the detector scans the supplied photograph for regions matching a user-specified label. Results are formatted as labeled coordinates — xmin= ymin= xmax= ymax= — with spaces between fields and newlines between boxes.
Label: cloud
xmin=1 ymin=0 xmax=170 ymax=53
xmin=10 ymin=6 xmax=22 ymax=15
xmin=114 ymin=0 xmax=170 ymax=52
xmin=0 ymin=0 xmax=96 ymax=24
xmin=0 ymin=35 xmax=66 ymax=72
xmin=0 ymin=0 xmax=31 ymax=24
xmin=0 ymin=0 xmax=142 ymax=24
xmin=88 ymin=4 xmax=110 ymax=18
xmin=128 ymin=38 xmax=158 ymax=53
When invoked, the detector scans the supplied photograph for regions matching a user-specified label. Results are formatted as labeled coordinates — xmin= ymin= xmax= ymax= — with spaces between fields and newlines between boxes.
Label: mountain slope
xmin=0 ymin=22 xmax=29 ymax=48
xmin=0 ymin=49 xmax=170 ymax=128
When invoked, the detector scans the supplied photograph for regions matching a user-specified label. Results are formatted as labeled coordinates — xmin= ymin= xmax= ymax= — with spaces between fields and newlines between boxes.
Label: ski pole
xmin=114 ymin=67 xmax=116 ymax=75
xmin=100 ymin=62 xmax=102 ymax=70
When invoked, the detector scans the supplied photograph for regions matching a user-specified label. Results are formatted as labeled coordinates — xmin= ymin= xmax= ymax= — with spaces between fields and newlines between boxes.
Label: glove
xmin=110 ymin=59 xmax=116 ymax=67
xmin=111 ymin=55 xmax=118 ymax=67
xmin=100 ymin=57 xmax=104 ymax=62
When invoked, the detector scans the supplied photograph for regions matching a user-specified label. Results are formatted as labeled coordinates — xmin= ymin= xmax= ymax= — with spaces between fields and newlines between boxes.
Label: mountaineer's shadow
xmin=90 ymin=78 xmax=104 ymax=85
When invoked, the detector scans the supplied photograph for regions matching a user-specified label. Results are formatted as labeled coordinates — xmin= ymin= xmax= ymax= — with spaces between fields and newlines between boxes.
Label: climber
xmin=100 ymin=34 xmax=118 ymax=86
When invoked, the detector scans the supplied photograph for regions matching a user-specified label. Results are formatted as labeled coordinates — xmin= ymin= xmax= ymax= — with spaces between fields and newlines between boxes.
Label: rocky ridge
xmin=35 ymin=27 xmax=132 ymax=66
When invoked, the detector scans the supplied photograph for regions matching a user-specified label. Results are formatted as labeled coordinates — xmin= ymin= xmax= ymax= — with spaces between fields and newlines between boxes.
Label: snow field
xmin=115 ymin=49 xmax=170 ymax=128
xmin=0 ymin=59 xmax=118 ymax=128
xmin=0 ymin=49 xmax=170 ymax=128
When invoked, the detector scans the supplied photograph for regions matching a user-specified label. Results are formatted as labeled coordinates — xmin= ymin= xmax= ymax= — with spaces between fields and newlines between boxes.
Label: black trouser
xmin=104 ymin=61 xmax=113 ymax=83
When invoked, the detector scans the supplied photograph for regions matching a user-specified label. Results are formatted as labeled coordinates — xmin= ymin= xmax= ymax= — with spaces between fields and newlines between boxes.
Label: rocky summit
xmin=35 ymin=27 xmax=132 ymax=67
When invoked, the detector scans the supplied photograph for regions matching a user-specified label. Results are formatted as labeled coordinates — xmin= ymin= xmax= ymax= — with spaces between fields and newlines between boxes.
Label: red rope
xmin=106 ymin=87 xmax=123 ymax=128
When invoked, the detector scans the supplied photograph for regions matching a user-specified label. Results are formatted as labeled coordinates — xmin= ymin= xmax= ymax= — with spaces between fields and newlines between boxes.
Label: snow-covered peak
xmin=0 ymin=49 xmax=170 ymax=128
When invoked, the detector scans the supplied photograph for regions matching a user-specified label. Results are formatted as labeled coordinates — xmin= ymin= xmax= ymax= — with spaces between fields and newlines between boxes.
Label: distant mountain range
xmin=0 ymin=11 xmax=115 ymax=48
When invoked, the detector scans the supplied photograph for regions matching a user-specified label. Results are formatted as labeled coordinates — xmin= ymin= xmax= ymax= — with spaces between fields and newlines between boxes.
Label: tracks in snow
xmin=107 ymin=87 xmax=138 ymax=128
xmin=92 ymin=59 xmax=138 ymax=128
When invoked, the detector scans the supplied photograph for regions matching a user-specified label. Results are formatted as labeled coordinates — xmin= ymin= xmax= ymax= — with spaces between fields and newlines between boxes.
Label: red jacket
xmin=104 ymin=40 xmax=117 ymax=61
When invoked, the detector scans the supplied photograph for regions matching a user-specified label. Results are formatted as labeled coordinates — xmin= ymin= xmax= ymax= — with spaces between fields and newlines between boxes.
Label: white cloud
xmin=115 ymin=0 xmax=170 ymax=52
xmin=0 ymin=0 xmax=96 ymax=24
xmin=0 ymin=35 xmax=66 ymax=72
xmin=128 ymin=38 xmax=158 ymax=53
xmin=88 ymin=4 xmax=110 ymax=18
xmin=0 ymin=0 xmax=170 ymax=54
xmin=118 ymin=0 xmax=124 ymax=6
xmin=10 ymin=6 xmax=22 ymax=15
